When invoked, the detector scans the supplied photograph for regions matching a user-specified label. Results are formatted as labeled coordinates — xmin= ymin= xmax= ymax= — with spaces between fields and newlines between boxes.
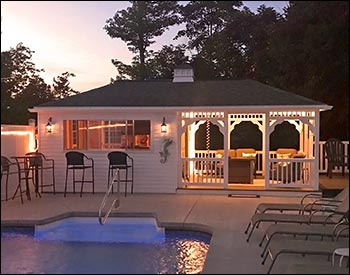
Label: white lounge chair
xmin=245 ymin=196 xmax=349 ymax=242
xmin=259 ymin=220 xmax=349 ymax=258
xmin=254 ymin=185 xmax=348 ymax=214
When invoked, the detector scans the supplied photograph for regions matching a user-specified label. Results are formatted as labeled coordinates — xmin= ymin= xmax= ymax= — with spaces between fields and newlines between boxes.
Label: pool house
xmin=30 ymin=65 xmax=332 ymax=194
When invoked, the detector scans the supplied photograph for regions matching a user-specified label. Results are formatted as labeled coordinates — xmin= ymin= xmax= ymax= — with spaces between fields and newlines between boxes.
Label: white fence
xmin=193 ymin=141 xmax=349 ymax=176
xmin=1 ymin=124 xmax=37 ymax=158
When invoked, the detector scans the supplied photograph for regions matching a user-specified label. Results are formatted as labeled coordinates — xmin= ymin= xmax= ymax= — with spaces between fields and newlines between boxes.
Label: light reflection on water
xmin=176 ymin=239 xmax=210 ymax=274
xmin=1 ymin=228 xmax=210 ymax=274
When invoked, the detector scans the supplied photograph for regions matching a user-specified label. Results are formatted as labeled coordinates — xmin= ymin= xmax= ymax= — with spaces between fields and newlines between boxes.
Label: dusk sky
xmin=1 ymin=1 xmax=289 ymax=92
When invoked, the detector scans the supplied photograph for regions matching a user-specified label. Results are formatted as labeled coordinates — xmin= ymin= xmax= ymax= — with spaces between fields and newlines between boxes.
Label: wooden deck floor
xmin=178 ymin=173 xmax=348 ymax=197
xmin=319 ymin=173 xmax=349 ymax=190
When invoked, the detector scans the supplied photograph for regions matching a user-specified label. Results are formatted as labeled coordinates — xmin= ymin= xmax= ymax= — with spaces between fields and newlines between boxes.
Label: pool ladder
xmin=98 ymin=168 xmax=120 ymax=225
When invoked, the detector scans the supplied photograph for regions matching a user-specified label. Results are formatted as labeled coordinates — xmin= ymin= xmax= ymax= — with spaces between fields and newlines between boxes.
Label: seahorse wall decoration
xmin=159 ymin=138 xmax=173 ymax=164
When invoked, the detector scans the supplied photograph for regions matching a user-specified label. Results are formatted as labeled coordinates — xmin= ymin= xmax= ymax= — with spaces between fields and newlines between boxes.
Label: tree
xmin=178 ymin=1 xmax=252 ymax=80
xmin=269 ymin=1 xmax=349 ymax=140
xmin=1 ymin=43 xmax=45 ymax=97
xmin=110 ymin=44 xmax=188 ymax=81
xmin=176 ymin=1 xmax=243 ymax=51
xmin=52 ymin=72 xmax=79 ymax=99
xmin=1 ymin=43 xmax=79 ymax=124
xmin=245 ymin=5 xmax=283 ymax=82
xmin=1 ymin=50 xmax=14 ymax=123
xmin=12 ymin=77 xmax=53 ymax=124
xmin=104 ymin=1 xmax=180 ymax=80
xmin=148 ymin=44 xmax=188 ymax=79
xmin=1 ymin=43 xmax=52 ymax=124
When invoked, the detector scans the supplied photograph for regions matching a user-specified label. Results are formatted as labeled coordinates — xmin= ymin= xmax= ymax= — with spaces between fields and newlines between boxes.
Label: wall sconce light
xmin=46 ymin=117 xmax=53 ymax=133
xmin=161 ymin=117 xmax=167 ymax=133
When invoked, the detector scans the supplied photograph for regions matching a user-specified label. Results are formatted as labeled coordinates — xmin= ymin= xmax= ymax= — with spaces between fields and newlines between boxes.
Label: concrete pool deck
xmin=1 ymin=174 xmax=349 ymax=274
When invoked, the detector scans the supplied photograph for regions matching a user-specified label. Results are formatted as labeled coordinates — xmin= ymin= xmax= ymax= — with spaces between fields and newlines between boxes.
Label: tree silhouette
xmin=52 ymin=72 xmax=79 ymax=99
xmin=104 ymin=1 xmax=180 ymax=80
xmin=1 ymin=43 xmax=79 ymax=124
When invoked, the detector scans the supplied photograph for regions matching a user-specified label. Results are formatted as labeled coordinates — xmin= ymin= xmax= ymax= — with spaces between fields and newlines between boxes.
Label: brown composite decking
xmin=178 ymin=174 xmax=348 ymax=197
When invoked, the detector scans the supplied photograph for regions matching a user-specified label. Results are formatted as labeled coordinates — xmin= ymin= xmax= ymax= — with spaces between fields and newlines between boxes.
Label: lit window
xmin=64 ymin=120 xmax=151 ymax=150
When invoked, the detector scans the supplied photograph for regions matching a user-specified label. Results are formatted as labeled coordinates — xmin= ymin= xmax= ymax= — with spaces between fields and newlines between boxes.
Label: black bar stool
xmin=107 ymin=151 xmax=134 ymax=197
xmin=64 ymin=151 xmax=94 ymax=197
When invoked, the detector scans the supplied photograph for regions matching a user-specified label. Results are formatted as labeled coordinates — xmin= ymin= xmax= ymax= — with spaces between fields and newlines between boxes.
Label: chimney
xmin=172 ymin=63 xmax=194 ymax=83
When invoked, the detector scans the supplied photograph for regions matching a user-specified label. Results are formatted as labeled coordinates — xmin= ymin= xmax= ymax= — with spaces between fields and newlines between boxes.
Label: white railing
xmin=182 ymin=157 xmax=224 ymax=185
xmin=193 ymin=141 xmax=349 ymax=176
xmin=193 ymin=150 xmax=269 ymax=175
xmin=269 ymin=158 xmax=313 ymax=188
xmin=98 ymin=169 xmax=120 ymax=225
xmin=181 ymin=157 xmax=315 ymax=187
xmin=185 ymin=141 xmax=348 ymax=186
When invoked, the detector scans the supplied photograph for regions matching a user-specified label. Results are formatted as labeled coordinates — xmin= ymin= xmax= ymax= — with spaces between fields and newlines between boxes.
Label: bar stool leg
xmin=80 ymin=169 xmax=85 ymax=197
xmin=64 ymin=168 xmax=68 ymax=197
xmin=125 ymin=168 xmax=128 ymax=197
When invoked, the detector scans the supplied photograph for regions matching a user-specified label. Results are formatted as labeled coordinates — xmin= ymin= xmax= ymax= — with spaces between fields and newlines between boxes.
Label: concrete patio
xmin=1 ymin=174 xmax=349 ymax=274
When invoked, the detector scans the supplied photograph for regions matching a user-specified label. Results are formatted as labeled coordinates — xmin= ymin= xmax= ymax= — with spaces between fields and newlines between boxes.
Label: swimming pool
xmin=1 ymin=219 xmax=211 ymax=274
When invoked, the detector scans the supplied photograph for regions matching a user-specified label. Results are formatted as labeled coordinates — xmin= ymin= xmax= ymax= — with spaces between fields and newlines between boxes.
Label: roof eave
xmin=29 ymin=104 xmax=332 ymax=113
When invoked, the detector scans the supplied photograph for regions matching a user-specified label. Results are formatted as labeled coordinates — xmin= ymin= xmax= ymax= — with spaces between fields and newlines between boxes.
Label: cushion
xmin=292 ymin=152 xmax=306 ymax=158
xmin=228 ymin=150 xmax=236 ymax=158
xmin=236 ymin=148 xmax=256 ymax=157
xmin=216 ymin=150 xmax=236 ymax=158
xmin=276 ymin=148 xmax=298 ymax=155
xmin=216 ymin=150 xmax=224 ymax=158
xmin=277 ymin=153 xmax=292 ymax=159
xmin=242 ymin=152 xmax=257 ymax=158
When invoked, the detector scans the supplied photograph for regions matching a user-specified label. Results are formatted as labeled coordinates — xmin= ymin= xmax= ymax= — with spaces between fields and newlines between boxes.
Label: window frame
xmin=63 ymin=119 xmax=151 ymax=151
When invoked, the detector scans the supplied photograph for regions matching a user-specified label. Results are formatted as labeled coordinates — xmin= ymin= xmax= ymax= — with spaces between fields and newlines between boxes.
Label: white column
xmin=223 ymin=112 xmax=229 ymax=189
xmin=313 ymin=111 xmax=320 ymax=190
xmin=264 ymin=112 xmax=271 ymax=189
xmin=261 ymin=115 xmax=266 ymax=176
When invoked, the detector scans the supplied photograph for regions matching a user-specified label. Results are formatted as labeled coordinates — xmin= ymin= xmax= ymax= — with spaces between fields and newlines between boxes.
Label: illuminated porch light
xmin=161 ymin=117 xmax=167 ymax=133
xmin=46 ymin=117 xmax=53 ymax=133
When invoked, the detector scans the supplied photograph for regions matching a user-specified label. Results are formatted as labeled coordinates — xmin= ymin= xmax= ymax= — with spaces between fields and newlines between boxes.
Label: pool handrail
xmin=98 ymin=168 xmax=120 ymax=225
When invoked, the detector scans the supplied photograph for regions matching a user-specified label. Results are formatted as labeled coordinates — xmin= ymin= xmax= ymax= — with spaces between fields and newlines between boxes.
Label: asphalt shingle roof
xmin=36 ymin=79 xmax=326 ymax=108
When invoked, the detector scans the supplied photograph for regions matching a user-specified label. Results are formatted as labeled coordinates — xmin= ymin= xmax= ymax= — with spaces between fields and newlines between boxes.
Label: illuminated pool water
xmin=34 ymin=217 xmax=166 ymax=243
xmin=1 ymin=219 xmax=211 ymax=274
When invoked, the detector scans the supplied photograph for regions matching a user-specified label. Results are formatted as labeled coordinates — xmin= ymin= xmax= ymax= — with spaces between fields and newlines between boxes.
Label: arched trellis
xmin=229 ymin=113 xmax=264 ymax=133
xmin=269 ymin=118 xmax=315 ymax=135
xmin=267 ymin=113 xmax=316 ymax=156
xmin=180 ymin=118 xmax=224 ymax=135
xmin=179 ymin=112 xmax=225 ymax=164
xmin=180 ymin=118 xmax=224 ymax=157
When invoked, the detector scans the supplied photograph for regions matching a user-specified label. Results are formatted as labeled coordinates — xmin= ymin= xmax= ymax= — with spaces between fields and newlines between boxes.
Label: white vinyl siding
xmin=36 ymin=110 xmax=178 ymax=194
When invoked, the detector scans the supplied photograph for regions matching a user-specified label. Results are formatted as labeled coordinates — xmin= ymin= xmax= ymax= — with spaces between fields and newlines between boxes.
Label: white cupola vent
xmin=172 ymin=63 xmax=194 ymax=83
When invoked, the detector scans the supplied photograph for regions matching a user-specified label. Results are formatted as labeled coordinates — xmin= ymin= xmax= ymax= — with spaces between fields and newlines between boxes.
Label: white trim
xmin=30 ymin=105 xmax=332 ymax=112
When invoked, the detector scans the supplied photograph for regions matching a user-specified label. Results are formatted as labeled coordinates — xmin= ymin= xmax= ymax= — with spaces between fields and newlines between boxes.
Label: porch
xmin=179 ymin=110 xmax=348 ymax=192
xmin=179 ymin=143 xmax=348 ymax=196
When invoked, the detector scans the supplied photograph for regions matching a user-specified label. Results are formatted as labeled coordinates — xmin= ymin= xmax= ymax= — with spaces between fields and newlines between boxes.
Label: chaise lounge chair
xmin=245 ymin=196 xmax=349 ymax=242
xmin=259 ymin=218 xmax=349 ymax=258
xmin=254 ymin=185 xmax=348 ymax=214
xmin=262 ymin=237 xmax=349 ymax=274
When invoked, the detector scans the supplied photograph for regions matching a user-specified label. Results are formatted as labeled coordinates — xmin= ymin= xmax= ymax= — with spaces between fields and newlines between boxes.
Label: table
xmin=332 ymin=247 xmax=349 ymax=267
xmin=228 ymin=157 xmax=256 ymax=184
xmin=11 ymin=155 xmax=41 ymax=201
